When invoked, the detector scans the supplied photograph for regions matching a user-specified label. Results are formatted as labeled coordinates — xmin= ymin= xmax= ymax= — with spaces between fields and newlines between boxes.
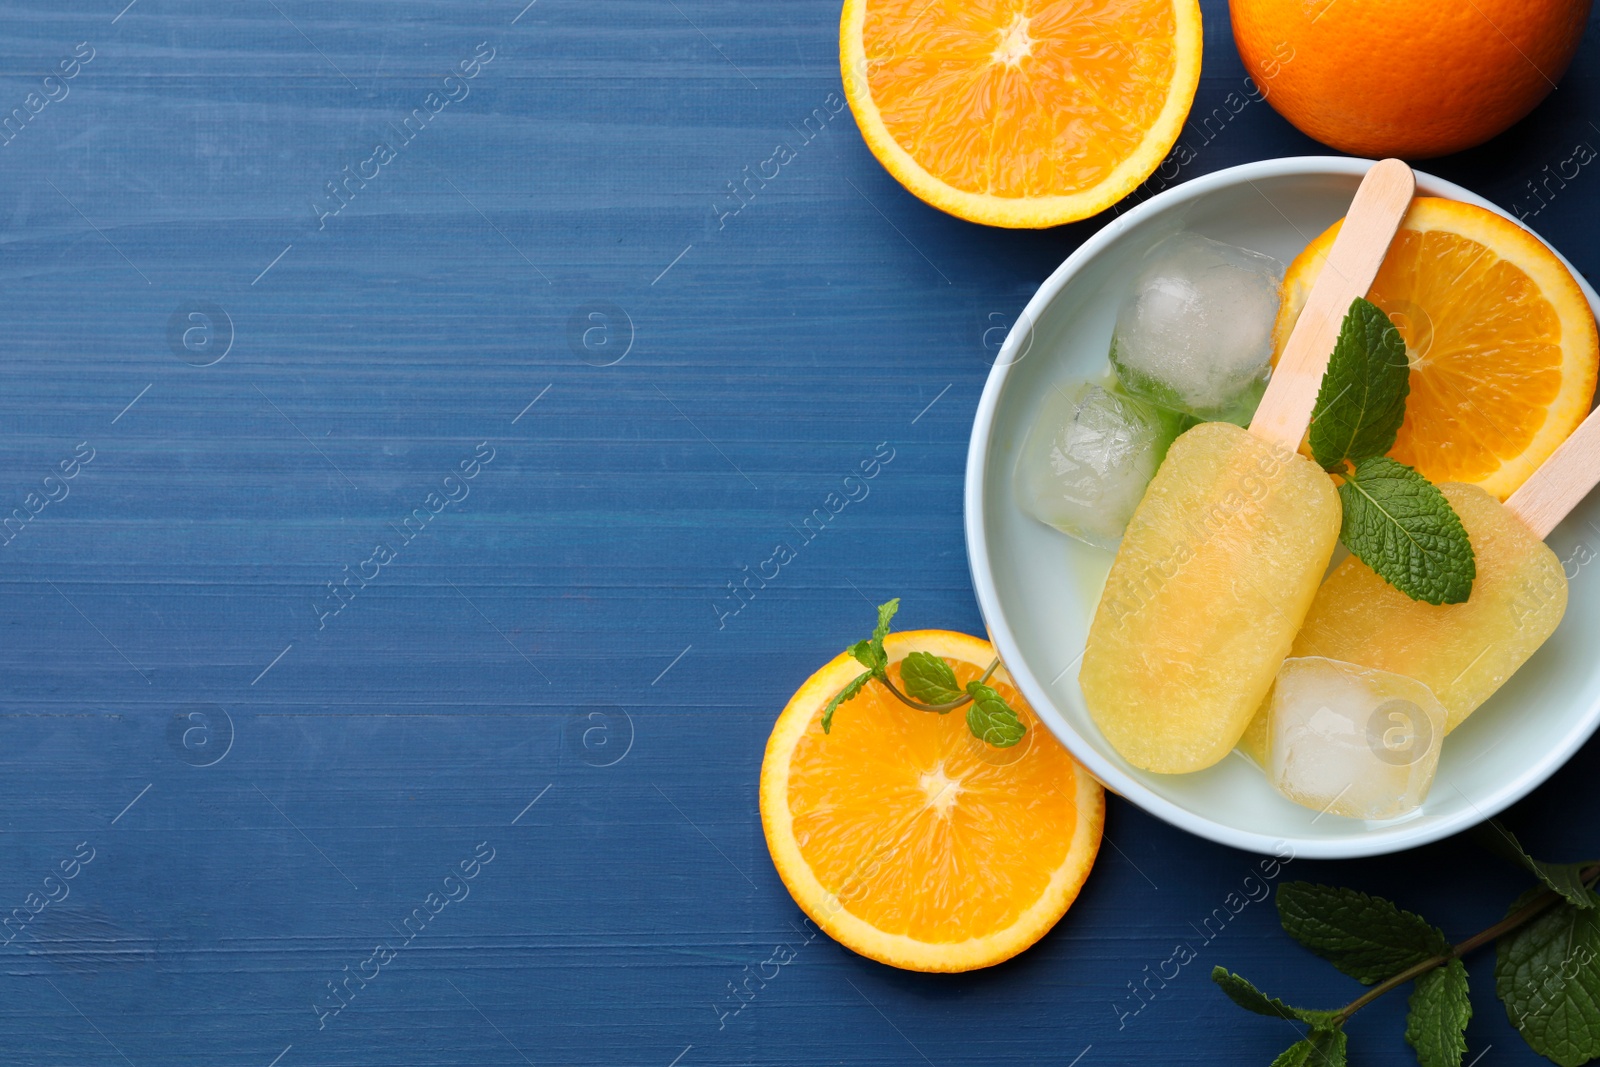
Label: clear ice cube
xmin=1013 ymin=380 xmax=1186 ymax=550
xmin=1110 ymin=231 xmax=1285 ymax=425
xmin=1268 ymin=656 xmax=1447 ymax=821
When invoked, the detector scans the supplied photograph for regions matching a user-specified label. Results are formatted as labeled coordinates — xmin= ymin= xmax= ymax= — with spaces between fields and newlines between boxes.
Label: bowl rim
xmin=964 ymin=154 xmax=1600 ymax=859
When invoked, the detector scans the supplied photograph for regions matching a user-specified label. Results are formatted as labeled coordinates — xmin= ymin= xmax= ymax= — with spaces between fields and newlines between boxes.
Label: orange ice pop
xmin=1240 ymin=402 xmax=1600 ymax=764
xmin=1081 ymin=160 xmax=1416 ymax=774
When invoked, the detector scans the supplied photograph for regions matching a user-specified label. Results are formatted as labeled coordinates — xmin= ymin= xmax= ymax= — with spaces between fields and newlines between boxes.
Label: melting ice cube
xmin=1110 ymin=231 xmax=1284 ymax=425
xmin=1268 ymin=656 xmax=1447 ymax=821
xmin=1014 ymin=381 xmax=1186 ymax=550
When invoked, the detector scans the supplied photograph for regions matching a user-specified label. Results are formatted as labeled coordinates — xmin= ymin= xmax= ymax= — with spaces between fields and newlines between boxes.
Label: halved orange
xmin=840 ymin=0 xmax=1203 ymax=228
xmin=760 ymin=630 xmax=1103 ymax=971
xmin=1274 ymin=197 xmax=1598 ymax=500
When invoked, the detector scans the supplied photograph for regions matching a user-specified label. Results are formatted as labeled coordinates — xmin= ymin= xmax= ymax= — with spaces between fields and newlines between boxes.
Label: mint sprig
xmin=1214 ymin=970 xmax=1346 ymax=1065
xmin=1214 ymin=968 xmax=1340 ymax=1028
xmin=1215 ymin=836 xmax=1600 ymax=1066
xmin=965 ymin=682 xmax=1026 ymax=747
xmin=1406 ymin=960 xmax=1471 ymax=1067
xmin=820 ymin=599 xmax=1024 ymax=749
xmin=820 ymin=671 xmax=871 ymax=734
xmin=901 ymin=651 xmax=963 ymax=706
xmin=1277 ymin=882 xmax=1450 ymax=984
xmin=825 ymin=598 xmax=904 ymax=733
xmin=1270 ymin=1029 xmax=1349 ymax=1067
xmin=847 ymin=598 xmax=899 ymax=676
xmin=1477 ymin=820 xmax=1596 ymax=910
xmin=1307 ymin=298 xmax=1475 ymax=605
xmin=1337 ymin=457 xmax=1476 ymax=605
xmin=1310 ymin=297 xmax=1411 ymax=473
xmin=1495 ymin=886 xmax=1600 ymax=1065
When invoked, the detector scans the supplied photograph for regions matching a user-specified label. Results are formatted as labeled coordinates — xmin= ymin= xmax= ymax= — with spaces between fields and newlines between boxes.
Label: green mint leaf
xmin=901 ymin=652 xmax=962 ymax=707
xmin=1338 ymin=456 xmax=1476 ymax=605
xmin=1306 ymin=1027 xmax=1348 ymax=1067
xmin=1269 ymin=1040 xmax=1317 ymax=1067
xmin=1212 ymin=968 xmax=1299 ymax=1019
xmin=1277 ymin=882 xmax=1450 ymax=984
xmin=1480 ymin=821 xmax=1596 ymax=909
xmin=821 ymin=671 xmax=872 ymax=734
xmin=870 ymin=598 xmax=899 ymax=659
xmin=1495 ymin=886 xmax=1600 ymax=1067
xmin=964 ymin=682 xmax=1025 ymax=748
xmin=1212 ymin=969 xmax=1346 ymax=1067
xmin=1267 ymin=1028 xmax=1347 ymax=1067
xmin=848 ymin=639 xmax=884 ymax=676
xmin=1309 ymin=297 xmax=1411 ymax=471
xmin=846 ymin=599 xmax=900 ymax=678
xmin=1211 ymin=968 xmax=1340 ymax=1029
xmin=1406 ymin=958 xmax=1471 ymax=1067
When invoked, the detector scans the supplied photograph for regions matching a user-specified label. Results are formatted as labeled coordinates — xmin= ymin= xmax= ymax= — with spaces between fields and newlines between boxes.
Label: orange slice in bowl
xmin=1273 ymin=197 xmax=1599 ymax=500
xmin=840 ymin=0 xmax=1203 ymax=228
xmin=760 ymin=630 xmax=1103 ymax=972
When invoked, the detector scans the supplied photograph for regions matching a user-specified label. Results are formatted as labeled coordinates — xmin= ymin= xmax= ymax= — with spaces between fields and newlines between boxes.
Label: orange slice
xmin=1274 ymin=197 xmax=1598 ymax=500
xmin=840 ymin=0 xmax=1203 ymax=228
xmin=760 ymin=630 xmax=1103 ymax=971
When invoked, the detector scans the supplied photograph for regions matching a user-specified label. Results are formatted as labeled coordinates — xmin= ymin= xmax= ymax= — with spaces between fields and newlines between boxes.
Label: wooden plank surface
xmin=0 ymin=2 xmax=1598 ymax=1064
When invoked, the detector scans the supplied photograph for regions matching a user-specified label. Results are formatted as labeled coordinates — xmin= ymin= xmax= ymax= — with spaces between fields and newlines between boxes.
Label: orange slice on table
xmin=760 ymin=630 xmax=1103 ymax=972
xmin=1273 ymin=197 xmax=1599 ymax=500
xmin=840 ymin=0 xmax=1203 ymax=228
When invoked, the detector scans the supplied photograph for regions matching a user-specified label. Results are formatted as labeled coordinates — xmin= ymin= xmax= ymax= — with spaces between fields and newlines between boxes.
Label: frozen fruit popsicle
xmin=1240 ymin=400 xmax=1600 ymax=765
xmin=1081 ymin=159 xmax=1416 ymax=774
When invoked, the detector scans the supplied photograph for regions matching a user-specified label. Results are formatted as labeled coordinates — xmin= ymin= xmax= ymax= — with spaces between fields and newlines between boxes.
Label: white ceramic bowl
xmin=965 ymin=156 xmax=1600 ymax=859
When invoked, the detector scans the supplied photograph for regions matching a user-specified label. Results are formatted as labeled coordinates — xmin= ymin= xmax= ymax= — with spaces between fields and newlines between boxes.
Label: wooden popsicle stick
xmin=1505 ymin=403 xmax=1600 ymax=539
xmin=1248 ymin=158 xmax=1416 ymax=450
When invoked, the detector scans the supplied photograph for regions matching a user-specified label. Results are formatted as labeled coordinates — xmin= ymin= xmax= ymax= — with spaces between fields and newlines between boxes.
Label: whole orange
xmin=1230 ymin=0 xmax=1591 ymax=158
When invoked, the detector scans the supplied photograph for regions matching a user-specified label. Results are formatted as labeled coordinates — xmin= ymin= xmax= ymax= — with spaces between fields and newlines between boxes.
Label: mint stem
xmin=1330 ymin=861 xmax=1600 ymax=1025
xmin=877 ymin=656 xmax=1002 ymax=713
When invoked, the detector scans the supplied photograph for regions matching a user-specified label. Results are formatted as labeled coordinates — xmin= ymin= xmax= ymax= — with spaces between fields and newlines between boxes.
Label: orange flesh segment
xmin=862 ymin=0 xmax=1178 ymax=198
xmin=787 ymin=659 xmax=1080 ymax=942
xmin=1379 ymin=229 xmax=1565 ymax=484
xmin=1272 ymin=198 xmax=1598 ymax=500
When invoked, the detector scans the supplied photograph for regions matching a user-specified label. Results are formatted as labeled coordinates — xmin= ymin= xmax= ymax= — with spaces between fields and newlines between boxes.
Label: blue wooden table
xmin=2 ymin=1 xmax=1599 ymax=1063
